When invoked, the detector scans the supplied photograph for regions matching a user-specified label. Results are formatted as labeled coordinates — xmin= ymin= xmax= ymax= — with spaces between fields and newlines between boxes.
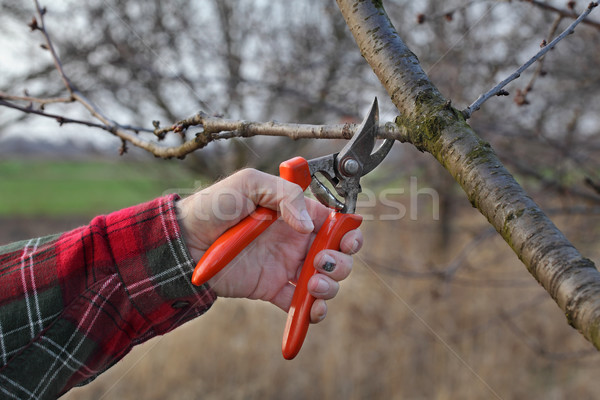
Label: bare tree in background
xmin=0 ymin=0 xmax=374 ymax=177
xmin=2 ymin=0 xmax=600 ymax=394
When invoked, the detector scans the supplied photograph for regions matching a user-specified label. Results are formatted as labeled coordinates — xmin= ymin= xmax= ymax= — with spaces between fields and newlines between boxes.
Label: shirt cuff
xmin=104 ymin=194 xmax=216 ymax=335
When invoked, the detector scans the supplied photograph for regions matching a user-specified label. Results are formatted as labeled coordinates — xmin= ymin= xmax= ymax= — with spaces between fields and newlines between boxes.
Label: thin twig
xmin=0 ymin=98 xmax=116 ymax=131
xmin=0 ymin=96 xmax=154 ymax=134
xmin=32 ymin=2 xmax=123 ymax=130
xmin=522 ymin=0 xmax=600 ymax=30
xmin=33 ymin=0 xmax=73 ymax=92
xmin=462 ymin=1 xmax=599 ymax=118
xmin=514 ymin=14 xmax=563 ymax=106
xmin=0 ymin=1 xmax=407 ymax=159
xmin=5 ymin=3 xmax=155 ymax=138
xmin=0 ymin=92 xmax=74 ymax=108
xmin=0 ymin=96 xmax=403 ymax=158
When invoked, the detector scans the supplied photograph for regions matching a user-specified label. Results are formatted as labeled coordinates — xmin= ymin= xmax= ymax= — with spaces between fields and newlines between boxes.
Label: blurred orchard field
xmin=2 ymin=158 xmax=600 ymax=399
xmin=2 ymin=0 xmax=600 ymax=398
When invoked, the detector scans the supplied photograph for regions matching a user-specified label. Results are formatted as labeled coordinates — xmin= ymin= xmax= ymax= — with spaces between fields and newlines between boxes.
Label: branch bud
xmin=119 ymin=139 xmax=128 ymax=155
xmin=28 ymin=17 xmax=39 ymax=31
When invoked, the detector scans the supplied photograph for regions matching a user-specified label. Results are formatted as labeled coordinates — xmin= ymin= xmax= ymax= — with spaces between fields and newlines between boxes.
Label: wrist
xmin=175 ymin=196 xmax=207 ymax=263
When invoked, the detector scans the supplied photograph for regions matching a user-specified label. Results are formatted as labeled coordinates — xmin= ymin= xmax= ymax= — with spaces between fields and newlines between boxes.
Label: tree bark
xmin=336 ymin=0 xmax=600 ymax=349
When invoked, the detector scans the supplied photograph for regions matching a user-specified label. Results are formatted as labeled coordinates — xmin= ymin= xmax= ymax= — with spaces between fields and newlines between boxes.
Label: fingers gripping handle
xmin=282 ymin=211 xmax=363 ymax=360
xmin=191 ymin=157 xmax=311 ymax=286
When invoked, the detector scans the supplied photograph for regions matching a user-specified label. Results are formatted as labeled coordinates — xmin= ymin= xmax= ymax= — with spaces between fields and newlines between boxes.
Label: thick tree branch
xmin=337 ymin=0 xmax=600 ymax=350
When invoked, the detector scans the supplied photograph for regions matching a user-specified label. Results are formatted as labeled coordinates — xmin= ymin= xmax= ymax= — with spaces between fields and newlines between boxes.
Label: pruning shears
xmin=191 ymin=98 xmax=394 ymax=359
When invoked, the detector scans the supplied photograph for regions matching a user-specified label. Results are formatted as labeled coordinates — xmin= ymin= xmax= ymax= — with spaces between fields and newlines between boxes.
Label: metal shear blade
xmin=307 ymin=97 xmax=394 ymax=214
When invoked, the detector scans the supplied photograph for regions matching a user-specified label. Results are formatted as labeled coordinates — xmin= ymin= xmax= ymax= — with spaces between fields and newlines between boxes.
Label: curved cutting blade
xmin=361 ymin=138 xmax=395 ymax=176
xmin=336 ymin=97 xmax=394 ymax=178
xmin=305 ymin=97 xmax=394 ymax=214
xmin=336 ymin=98 xmax=380 ymax=170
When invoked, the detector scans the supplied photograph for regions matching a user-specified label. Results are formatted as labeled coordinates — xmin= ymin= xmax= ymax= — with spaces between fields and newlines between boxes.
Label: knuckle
xmin=238 ymin=168 xmax=260 ymax=180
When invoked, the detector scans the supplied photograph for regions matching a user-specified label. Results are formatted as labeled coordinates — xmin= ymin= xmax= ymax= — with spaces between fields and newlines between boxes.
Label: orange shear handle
xmin=282 ymin=211 xmax=362 ymax=360
xmin=191 ymin=157 xmax=361 ymax=360
xmin=191 ymin=157 xmax=311 ymax=286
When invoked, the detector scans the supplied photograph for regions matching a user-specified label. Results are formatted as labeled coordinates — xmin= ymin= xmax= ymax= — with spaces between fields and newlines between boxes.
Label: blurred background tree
xmin=1 ymin=0 xmax=600 ymax=398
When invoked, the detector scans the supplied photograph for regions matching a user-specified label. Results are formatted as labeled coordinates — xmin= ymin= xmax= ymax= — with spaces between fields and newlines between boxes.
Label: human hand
xmin=177 ymin=169 xmax=363 ymax=323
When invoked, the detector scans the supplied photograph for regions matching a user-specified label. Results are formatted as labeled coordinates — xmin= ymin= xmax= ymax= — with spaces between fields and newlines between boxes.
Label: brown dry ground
xmin=4 ymin=197 xmax=600 ymax=400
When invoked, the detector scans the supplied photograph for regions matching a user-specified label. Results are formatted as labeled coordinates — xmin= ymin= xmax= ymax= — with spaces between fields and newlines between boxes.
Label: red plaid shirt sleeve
xmin=0 ymin=194 xmax=216 ymax=399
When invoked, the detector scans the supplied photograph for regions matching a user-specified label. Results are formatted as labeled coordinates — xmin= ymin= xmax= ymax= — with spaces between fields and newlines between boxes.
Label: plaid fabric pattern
xmin=0 ymin=195 xmax=216 ymax=399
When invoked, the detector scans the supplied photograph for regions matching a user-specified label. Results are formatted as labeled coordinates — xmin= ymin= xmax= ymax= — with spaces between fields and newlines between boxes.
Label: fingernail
xmin=351 ymin=239 xmax=360 ymax=254
xmin=321 ymin=254 xmax=336 ymax=272
xmin=315 ymin=278 xmax=329 ymax=293
xmin=299 ymin=209 xmax=314 ymax=231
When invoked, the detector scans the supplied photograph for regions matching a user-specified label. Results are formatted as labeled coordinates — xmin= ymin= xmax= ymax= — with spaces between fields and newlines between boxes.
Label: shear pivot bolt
xmin=341 ymin=158 xmax=360 ymax=176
